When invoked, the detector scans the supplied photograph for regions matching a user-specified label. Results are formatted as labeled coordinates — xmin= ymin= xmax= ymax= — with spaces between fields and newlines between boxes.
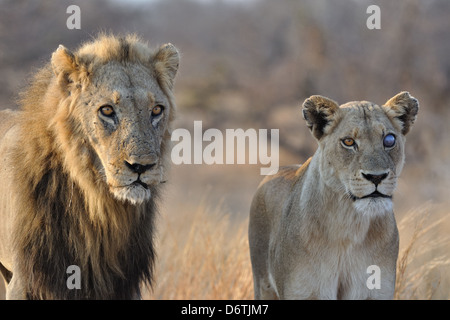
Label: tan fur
xmin=249 ymin=92 xmax=419 ymax=300
xmin=0 ymin=34 xmax=179 ymax=299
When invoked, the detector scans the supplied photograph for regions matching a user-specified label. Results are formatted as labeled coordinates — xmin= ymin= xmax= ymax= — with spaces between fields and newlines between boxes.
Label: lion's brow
xmin=112 ymin=91 xmax=121 ymax=104
xmin=147 ymin=92 xmax=155 ymax=104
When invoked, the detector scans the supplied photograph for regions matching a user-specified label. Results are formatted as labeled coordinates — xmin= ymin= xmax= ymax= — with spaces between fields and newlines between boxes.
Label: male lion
xmin=249 ymin=92 xmax=419 ymax=300
xmin=0 ymin=34 xmax=179 ymax=299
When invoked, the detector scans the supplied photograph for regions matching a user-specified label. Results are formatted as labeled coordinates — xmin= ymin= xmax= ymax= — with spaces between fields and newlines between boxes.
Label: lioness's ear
xmin=302 ymin=95 xmax=340 ymax=140
xmin=152 ymin=43 xmax=179 ymax=90
xmin=383 ymin=91 xmax=419 ymax=135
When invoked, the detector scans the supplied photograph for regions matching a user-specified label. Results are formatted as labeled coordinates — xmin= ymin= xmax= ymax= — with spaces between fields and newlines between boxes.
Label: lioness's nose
xmin=125 ymin=161 xmax=156 ymax=174
xmin=362 ymin=172 xmax=388 ymax=186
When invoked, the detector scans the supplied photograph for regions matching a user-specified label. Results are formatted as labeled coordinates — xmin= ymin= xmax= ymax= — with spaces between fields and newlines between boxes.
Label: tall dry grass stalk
xmin=147 ymin=201 xmax=253 ymax=300
xmin=394 ymin=204 xmax=450 ymax=299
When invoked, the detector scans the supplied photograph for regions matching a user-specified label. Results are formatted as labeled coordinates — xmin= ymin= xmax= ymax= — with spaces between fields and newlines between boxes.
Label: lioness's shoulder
xmin=258 ymin=165 xmax=298 ymax=188
xmin=257 ymin=157 xmax=312 ymax=192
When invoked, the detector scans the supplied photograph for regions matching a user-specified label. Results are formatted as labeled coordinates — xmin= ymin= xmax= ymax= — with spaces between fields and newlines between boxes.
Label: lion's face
xmin=302 ymin=92 xmax=418 ymax=215
xmin=80 ymin=62 xmax=171 ymax=204
xmin=51 ymin=36 xmax=179 ymax=205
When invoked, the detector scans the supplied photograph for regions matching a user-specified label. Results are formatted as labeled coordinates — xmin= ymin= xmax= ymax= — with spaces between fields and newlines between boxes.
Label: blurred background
xmin=0 ymin=0 xmax=449 ymax=299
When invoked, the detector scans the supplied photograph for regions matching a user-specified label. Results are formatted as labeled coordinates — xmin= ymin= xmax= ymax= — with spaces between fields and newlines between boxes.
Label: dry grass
xmin=0 ymin=203 xmax=450 ymax=300
xmin=2 ymin=199 xmax=448 ymax=300
xmin=395 ymin=204 xmax=450 ymax=299
xmin=147 ymin=201 xmax=253 ymax=300
xmin=146 ymin=201 xmax=450 ymax=300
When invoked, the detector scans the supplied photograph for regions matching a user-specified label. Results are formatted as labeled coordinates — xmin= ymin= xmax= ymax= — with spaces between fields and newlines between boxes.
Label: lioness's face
xmin=319 ymin=103 xmax=405 ymax=215
xmin=302 ymin=92 xmax=418 ymax=215
xmin=78 ymin=62 xmax=172 ymax=205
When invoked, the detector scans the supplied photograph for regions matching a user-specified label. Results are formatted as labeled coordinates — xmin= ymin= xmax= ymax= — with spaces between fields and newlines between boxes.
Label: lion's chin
xmin=111 ymin=183 xmax=152 ymax=205
xmin=352 ymin=197 xmax=393 ymax=217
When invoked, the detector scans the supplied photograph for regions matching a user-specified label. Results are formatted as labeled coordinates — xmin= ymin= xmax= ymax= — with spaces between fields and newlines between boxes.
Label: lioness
xmin=249 ymin=92 xmax=419 ymax=299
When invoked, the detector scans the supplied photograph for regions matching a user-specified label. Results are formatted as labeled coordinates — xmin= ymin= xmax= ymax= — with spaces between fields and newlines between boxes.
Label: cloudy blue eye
xmin=383 ymin=134 xmax=396 ymax=148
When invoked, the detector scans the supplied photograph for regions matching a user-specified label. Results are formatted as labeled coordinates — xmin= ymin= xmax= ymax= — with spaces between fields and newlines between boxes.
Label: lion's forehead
xmin=91 ymin=62 xmax=166 ymax=104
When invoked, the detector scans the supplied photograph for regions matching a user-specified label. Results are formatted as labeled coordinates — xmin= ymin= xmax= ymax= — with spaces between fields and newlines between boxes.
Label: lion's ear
xmin=152 ymin=43 xmax=179 ymax=90
xmin=383 ymin=91 xmax=419 ymax=135
xmin=51 ymin=45 xmax=78 ymax=76
xmin=302 ymin=95 xmax=340 ymax=140
xmin=51 ymin=45 xmax=80 ymax=88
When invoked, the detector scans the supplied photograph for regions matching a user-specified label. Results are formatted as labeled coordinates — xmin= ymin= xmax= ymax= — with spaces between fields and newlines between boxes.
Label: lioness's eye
xmin=383 ymin=134 xmax=396 ymax=148
xmin=342 ymin=138 xmax=356 ymax=147
xmin=151 ymin=105 xmax=164 ymax=116
xmin=99 ymin=105 xmax=115 ymax=117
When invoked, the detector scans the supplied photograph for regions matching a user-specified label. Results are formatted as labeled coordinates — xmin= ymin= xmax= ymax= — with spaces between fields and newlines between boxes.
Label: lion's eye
xmin=342 ymin=138 xmax=356 ymax=147
xmin=151 ymin=105 xmax=164 ymax=116
xmin=99 ymin=105 xmax=115 ymax=117
xmin=383 ymin=134 xmax=396 ymax=148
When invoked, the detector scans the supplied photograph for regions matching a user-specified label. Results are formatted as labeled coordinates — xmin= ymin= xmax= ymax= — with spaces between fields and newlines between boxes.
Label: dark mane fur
xmin=13 ymin=124 xmax=159 ymax=299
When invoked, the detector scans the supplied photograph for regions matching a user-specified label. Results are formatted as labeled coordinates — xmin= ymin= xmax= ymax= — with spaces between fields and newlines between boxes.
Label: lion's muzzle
xmin=124 ymin=161 xmax=156 ymax=175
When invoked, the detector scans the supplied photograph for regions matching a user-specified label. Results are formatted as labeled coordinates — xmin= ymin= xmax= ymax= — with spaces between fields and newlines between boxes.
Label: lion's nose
xmin=125 ymin=161 xmax=156 ymax=174
xmin=362 ymin=172 xmax=388 ymax=186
